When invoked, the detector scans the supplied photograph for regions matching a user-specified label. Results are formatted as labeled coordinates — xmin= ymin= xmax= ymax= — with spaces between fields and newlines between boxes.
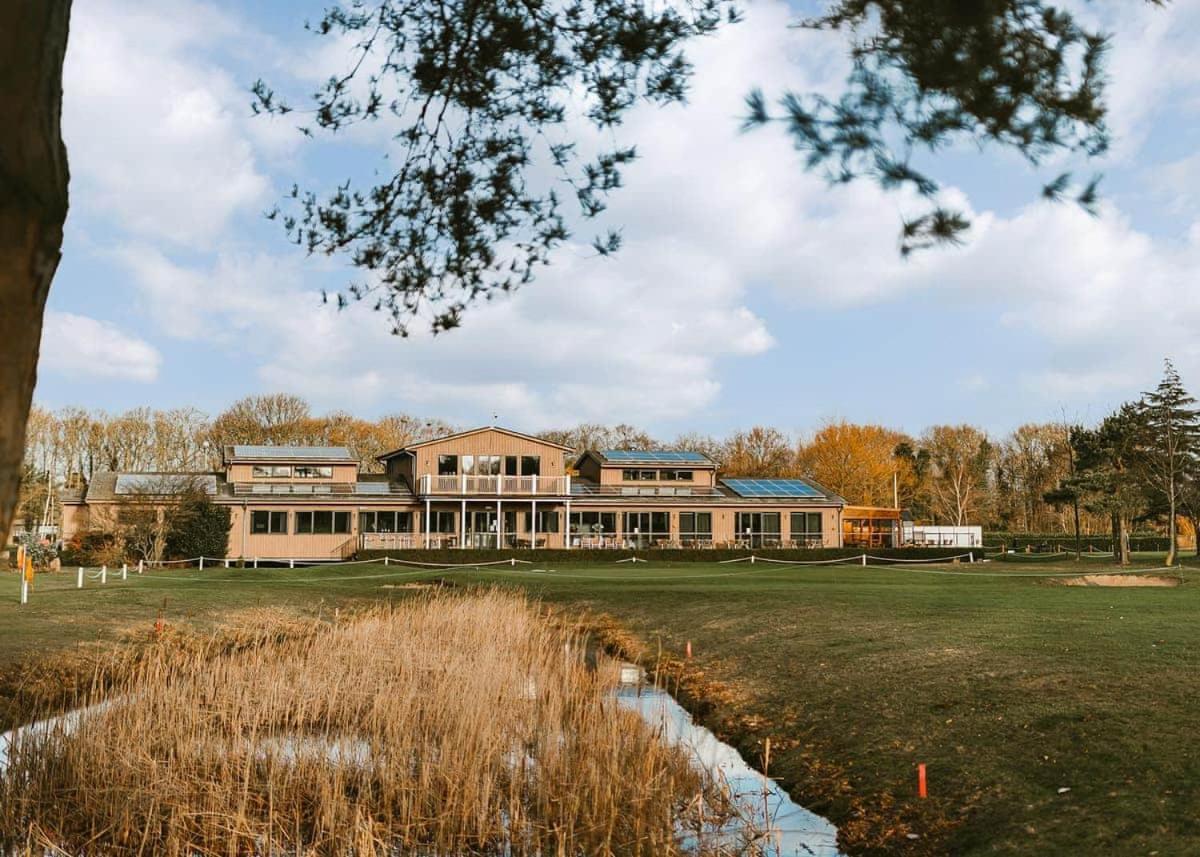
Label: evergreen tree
xmin=1067 ymin=404 xmax=1148 ymax=566
xmin=1138 ymin=359 xmax=1200 ymax=566
xmin=165 ymin=492 xmax=231 ymax=562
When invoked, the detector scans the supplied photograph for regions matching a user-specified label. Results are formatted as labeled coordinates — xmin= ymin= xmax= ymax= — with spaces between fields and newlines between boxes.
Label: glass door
xmin=469 ymin=510 xmax=498 ymax=548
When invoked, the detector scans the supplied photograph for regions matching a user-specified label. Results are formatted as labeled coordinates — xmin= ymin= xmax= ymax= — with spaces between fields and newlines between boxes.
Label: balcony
xmin=418 ymin=474 xmax=570 ymax=496
xmin=231 ymin=482 xmax=411 ymax=497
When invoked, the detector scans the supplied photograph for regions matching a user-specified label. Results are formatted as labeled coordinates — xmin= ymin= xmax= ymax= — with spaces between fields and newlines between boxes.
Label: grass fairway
xmin=3 ymin=555 xmax=1198 ymax=855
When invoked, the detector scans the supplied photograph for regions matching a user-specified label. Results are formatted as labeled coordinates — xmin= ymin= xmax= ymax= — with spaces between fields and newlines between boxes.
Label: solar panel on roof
xmin=600 ymin=450 xmax=710 ymax=464
xmin=354 ymin=482 xmax=395 ymax=494
xmin=231 ymin=445 xmax=354 ymax=460
xmin=722 ymin=478 xmax=822 ymax=498
xmin=114 ymin=474 xmax=217 ymax=495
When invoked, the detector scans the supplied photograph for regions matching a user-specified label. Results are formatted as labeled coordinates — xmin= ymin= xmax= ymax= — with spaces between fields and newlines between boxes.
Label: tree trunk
xmin=0 ymin=1 xmax=71 ymax=545
xmin=1110 ymin=512 xmax=1121 ymax=566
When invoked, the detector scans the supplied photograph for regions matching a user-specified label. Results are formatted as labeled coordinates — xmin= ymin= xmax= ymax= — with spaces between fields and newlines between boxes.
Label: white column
xmin=531 ymin=499 xmax=538 ymax=549
xmin=497 ymin=499 xmax=503 ymax=549
xmin=565 ymin=499 xmax=572 ymax=549
xmin=460 ymin=498 xmax=467 ymax=549
xmin=424 ymin=498 xmax=431 ymax=549
xmin=77 ymin=566 xmax=83 ymax=589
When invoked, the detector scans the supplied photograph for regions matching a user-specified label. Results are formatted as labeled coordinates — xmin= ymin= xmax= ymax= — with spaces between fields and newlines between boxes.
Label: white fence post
xmin=199 ymin=556 xmax=205 ymax=571
xmin=253 ymin=556 xmax=258 ymax=569
xmin=101 ymin=565 xmax=107 ymax=584
xmin=861 ymin=553 xmax=867 ymax=567
xmin=77 ymin=566 xmax=84 ymax=589
xmin=384 ymin=556 xmax=390 ymax=566
xmin=969 ymin=551 xmax=974 ymax=563
xmin=20 ymin=577 xmax=28 ymax=605
xmin=289 ymin=559 xmax=295 ymax=569
xmin=121 ymin=563 xmax=128 ymax=581
xmin=138 ymin=558 xmax=144 ymax=574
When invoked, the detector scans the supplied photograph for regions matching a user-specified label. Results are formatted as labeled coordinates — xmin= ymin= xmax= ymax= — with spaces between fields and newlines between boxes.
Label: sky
xmin=34 ymin=0 xmax=1200 ymax=440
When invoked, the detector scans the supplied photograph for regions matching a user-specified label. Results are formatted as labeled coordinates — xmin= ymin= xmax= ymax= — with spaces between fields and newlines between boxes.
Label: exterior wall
xmin=229 ymin=502 xmax=423 ymax=560
xmin=409 ymin=431 xmax=568 ymax=482
xmin=226 ymin=462 xmax=358 ymax=483
xmin=595 ymin=465 xmax=716 ymax=488
xmin=60 ymin=504 xmax=88 ymax=541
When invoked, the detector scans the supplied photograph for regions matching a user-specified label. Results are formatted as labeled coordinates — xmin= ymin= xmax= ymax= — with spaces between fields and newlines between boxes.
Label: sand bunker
xmin=1056 ymin=574 xmax=1181 ymax=588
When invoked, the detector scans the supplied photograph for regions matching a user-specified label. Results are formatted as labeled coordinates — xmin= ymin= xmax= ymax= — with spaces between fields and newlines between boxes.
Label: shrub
xmin=164 ymin=495 xmax=231 ymax=560
xmin=60 ymin=529 xmax=124 ymax=567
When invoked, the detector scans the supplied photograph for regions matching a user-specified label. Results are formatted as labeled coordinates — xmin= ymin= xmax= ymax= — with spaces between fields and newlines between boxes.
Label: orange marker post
xmin=686 ymin=640 xmax=693 ymax=659
xmin=918 ymin=763 xmax=927 ymax=799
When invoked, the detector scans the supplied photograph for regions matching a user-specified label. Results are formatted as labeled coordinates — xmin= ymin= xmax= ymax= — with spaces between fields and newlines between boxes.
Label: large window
xmin=660 ymin=470 xmax=695 ymax=482
xmin=437 ymin=455 xmax=458 ymax=475
xmin=735 ymin=512 xmax=781 ymax=547
xmin=360 ymin=511 xmax=412 ymax=533
xmin=678 ymin=512 xmax=712 ymax=543
xmin=462 ymin=455 xmax=501 ymax=476
xmin=623 ymin=511 xmax=669 ymax=547
xmin=622 ymin=469 xmax=657 ymax=482
xmin=429 ymin=511 xmax=457 ymax=533
xmin=252 ymin=465 xmax=291 ymax=478
xmin=521 ymin=456 xmax=541 ymax=476
xmin=535 ymin=509 xmax=560 ymax=533
xmin=570 ymin=511 xmax=617 ymax=535
xmin=294 ymin=465 xmax=333 ymax=479
xmin=791 ymin=512 xmax=823 ymax=546
xmin=296 ymin=510 xmax=351 ymax=535
xmin=251 ymin=510 xmax=287 ymax=534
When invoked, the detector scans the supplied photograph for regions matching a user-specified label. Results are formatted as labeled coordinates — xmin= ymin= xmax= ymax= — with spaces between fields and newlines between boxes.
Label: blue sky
xmin=35 ymin=0 xmax=1200 ymax=440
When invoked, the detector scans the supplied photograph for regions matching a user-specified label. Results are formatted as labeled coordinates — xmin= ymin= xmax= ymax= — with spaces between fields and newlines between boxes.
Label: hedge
xmin=357 ymin=546 xmax=982 ymax=564
xmin=984 ymin=533 xmax=1171 ymax=552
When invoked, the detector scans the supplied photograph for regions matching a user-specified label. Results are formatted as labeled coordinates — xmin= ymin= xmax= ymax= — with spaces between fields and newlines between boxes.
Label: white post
xmin=101 ymin=564 xmax=107 ymax=584
xmin=289 ymin=558 xmax=295 ymax=569
xmin=969 ymin=551 xmax=974 ymax=563
xmin=861 ymin=553 xmax=867 ymax=567
xmin=77 ymin=566 xmax=84 ymax=589
xmin=121 ymin=564 xmax=128 ymax=581
xmin=750 ymin=555 xmax=756 ymax=564
xmin=137 ymin=558 xmax=144 ymax=574
xmin=424 ymin=498 xmax=431 ymax=549
xmin=253 ymin=556 xmax=258 ymax=569
xmin=199 ymin=556 xmax=205 ymax=571
xmin=224 ymin=559 xmax=230 ymax=568
xmin=384 ymin=555 xmax=390 ymax=566
xmin=20 ymin=577 xmax=28 ymax=605
xmin=531 ymin=499 xmax=538 ymax=549
xmin=498 ymin=499 xmax=503 ymax=549
xmin=565 ymin=498 xmax=571 ymax=550
xmin=460 ymin=499 xmax=467 ymax=549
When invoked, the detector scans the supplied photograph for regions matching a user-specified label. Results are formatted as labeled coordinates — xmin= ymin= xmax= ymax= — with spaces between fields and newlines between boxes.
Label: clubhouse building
xmin=61 ymin=426 xmax=900 ymax=560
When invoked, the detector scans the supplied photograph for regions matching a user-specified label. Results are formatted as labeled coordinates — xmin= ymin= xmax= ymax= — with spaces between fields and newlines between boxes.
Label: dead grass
xmin=1 ymin=590 xmax=754 ymax=856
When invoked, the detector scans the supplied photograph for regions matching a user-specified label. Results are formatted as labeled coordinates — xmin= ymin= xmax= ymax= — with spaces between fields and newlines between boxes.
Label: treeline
xmin=20 ymin=362 xmax=1200 ymax=557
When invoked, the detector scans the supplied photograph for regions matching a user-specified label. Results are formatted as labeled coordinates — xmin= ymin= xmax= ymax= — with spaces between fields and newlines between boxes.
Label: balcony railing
xmin=418 ymin=474 xmax=570 ymax=496
xmin=231 ymin=482 xmax=411 ymax=497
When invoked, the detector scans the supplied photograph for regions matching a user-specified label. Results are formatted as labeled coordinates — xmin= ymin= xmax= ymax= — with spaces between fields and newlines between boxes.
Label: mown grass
xmin=3 ymin=554 xmax=1198 ymax=855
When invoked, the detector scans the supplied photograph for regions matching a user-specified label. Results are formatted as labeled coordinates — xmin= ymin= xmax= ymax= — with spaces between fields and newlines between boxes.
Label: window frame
xmin=251 ymin=510 xmax=288 ymax=534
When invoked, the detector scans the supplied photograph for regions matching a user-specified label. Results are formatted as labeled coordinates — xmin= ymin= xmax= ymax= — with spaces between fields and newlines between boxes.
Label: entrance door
xmin=503 ymin=510 xmax=520 ymax=547
xmin=469 ymin=510 xmax=498 ymax=548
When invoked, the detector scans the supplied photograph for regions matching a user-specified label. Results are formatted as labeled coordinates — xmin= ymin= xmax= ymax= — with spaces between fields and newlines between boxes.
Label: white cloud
xmin=63 ymin=0 xmax=269 ymax=246
xmin=39 ymin=312 xmax=161 ymax=382
xmin=60 ymin=0 xmax=1200 ymax=427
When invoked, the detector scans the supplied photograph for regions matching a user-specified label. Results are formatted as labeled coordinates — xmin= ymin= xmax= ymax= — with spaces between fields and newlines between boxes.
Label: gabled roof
xmin=225 ymin=445 xmax=356 ymax=463
xmin=377 ymin=426 xmax=574 ymax=460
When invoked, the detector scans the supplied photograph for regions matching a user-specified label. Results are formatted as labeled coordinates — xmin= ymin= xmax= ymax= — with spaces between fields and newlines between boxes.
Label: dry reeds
xmin=1 ymin=590 xmax=749 ymax=855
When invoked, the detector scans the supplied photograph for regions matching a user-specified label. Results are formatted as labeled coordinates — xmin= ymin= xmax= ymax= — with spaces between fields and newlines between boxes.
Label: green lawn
xmin=3 ymin=554 xmax=1197 ymax=855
